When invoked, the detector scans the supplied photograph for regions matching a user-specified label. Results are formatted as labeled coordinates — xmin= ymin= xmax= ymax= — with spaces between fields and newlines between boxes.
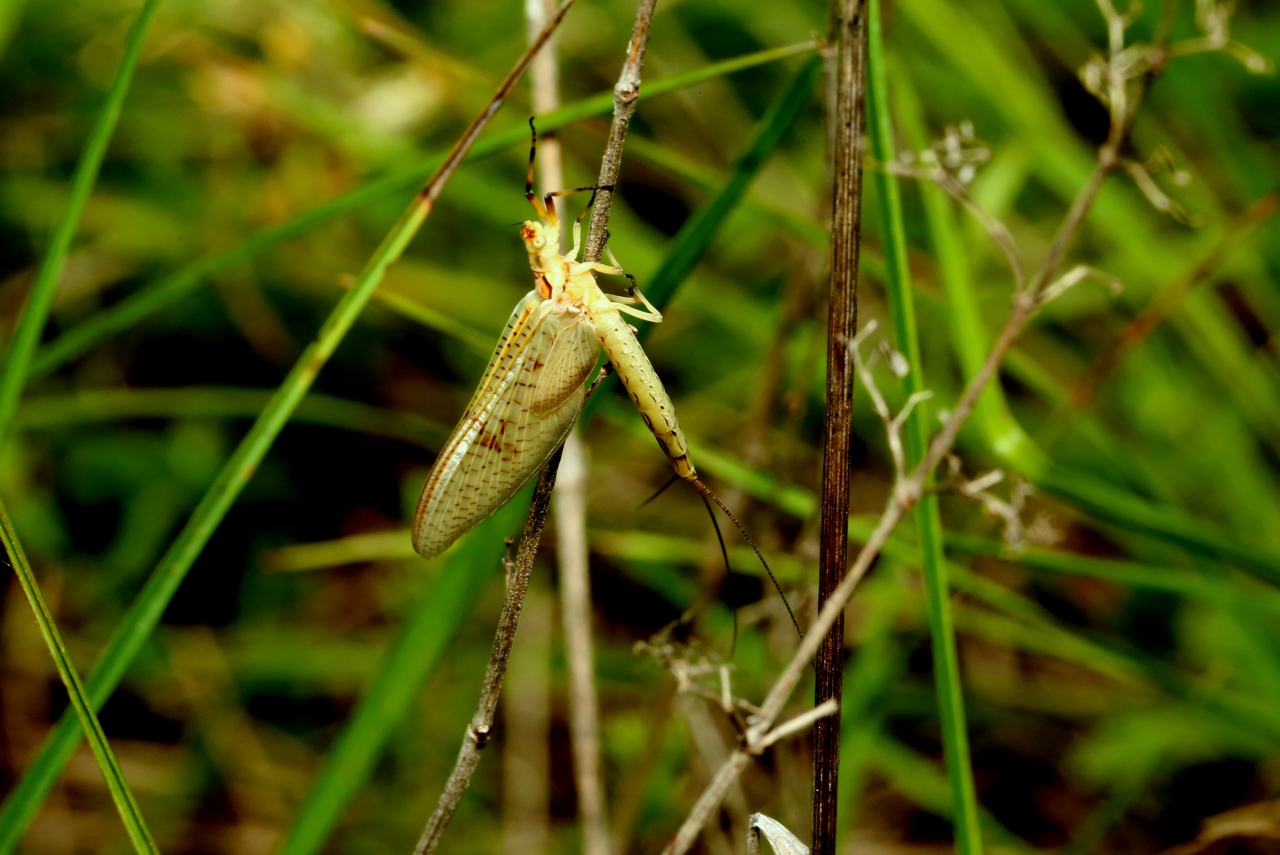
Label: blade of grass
xmin=890 ymin=66 xmax=1029 ymax=462
xmin=15 ymin=387 xmax=449 ymax=449
xmin=273 ymin=54 xmax=822 ymax=855
xmin=277 ymin=493 xmax=532 ymax=855
xmin=0 ymin=6 xmax=575 ymax=847
xmin=581 ymin=53 xmax=824 ymax=424
xmin=598 ymin=394 xmax=1280 ymax=618
xmin=886 ymin=47 xmax=1280 ymax=586
xmin=28 ymin=41 xmax=815 ymax=381
xmin=867 ymin=4 xmax=982 ymax=855
xmin=0 ymin=0 xmax=163 ymax=437
xmin=0 ymin=498 xmax=160 ymax=855
xmin=896 ymin=0 xmax=1280 ymax=554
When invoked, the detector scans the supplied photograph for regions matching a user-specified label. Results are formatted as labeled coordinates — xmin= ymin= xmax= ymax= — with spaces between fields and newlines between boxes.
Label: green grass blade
xmin=581 ymin=53 xmax=823 ymax=424
xmin=0 ymin=499 xmax=161 ymax=855
xmin=0 ymin=35 xmax=509 ymax=846
xmin=278 ymin=493 xmax=531 ymax=855
xmin=0 ymin=0 xmax=163 ymax=436
xmin=1035 ymin=462 xmax=1280 ymax=585
xmin=0 ymin=190 xmax=426 ymax=855
xmin=867 ymin=3 xmax=983 ymax=855
xmin=28 ymin=42 xmax=815 ymax=381
xmin=886 ymin=47 xmax=1280 ymax=587
xmin=269 ymin=56 xmax=819 ymax=855
xmin=640 ymin=54 xmax=822 ymax=311
xmin=891 ymin=67 xmax=1030 ymax=461
xmin=15 ymin=387 xmax=449 ymax=449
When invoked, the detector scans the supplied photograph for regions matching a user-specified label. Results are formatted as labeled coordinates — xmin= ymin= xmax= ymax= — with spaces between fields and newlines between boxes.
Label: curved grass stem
xmin=0 ymin=6 xmax=575 ymax=848
xmin=0 ymin=0 xmax=164 ymax=440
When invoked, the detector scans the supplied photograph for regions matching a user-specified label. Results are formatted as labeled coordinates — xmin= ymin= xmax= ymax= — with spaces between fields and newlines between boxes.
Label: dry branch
xmin=411 ymin=2 xmax=661 ymax=850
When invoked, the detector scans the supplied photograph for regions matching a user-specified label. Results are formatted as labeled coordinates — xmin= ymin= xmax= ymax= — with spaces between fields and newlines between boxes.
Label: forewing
xmin=412 ymin=293 xmax=599 ymax=559
xmin=531 ymin=314 xmax=600 ymax=415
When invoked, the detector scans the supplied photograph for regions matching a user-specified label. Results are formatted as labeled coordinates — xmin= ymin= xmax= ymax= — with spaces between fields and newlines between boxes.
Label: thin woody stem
xmin=412 ymin=3 xmax=661 ymax=851
xmin=583 ymin=0 xmax=659 ymax=263
xmin=413 ymin=448 xmax=564 ymax=855
xmin=499 ymin=5 xmax=563 ymax=853
xmin=812 ymin=0 xmax=867 ymax=851
xmin=659 ymin=7 xmax=1160 ymax=853
xmin=557 ymin=431 xmax=612 ymax=855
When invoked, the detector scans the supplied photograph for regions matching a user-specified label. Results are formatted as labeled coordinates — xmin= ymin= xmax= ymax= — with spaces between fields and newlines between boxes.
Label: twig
xmin=582 ymin=0 xmax=659 ymax=263
xmin=812 ymin=0 xmax=866 ymax=852
xmin=557 ymin=432 xmax=612 ymax=855
xmin=501 ymin=580 xmax=552 ymax=855
xmin=413 ymin=448 xmax=565 ymax=855
xmin=678 ymin=694 xmax=750 ymax=848
xmin=662 ymin=750 xmax=751 ymax=855
xmin=660 ymin=703 xmax=840 ymax=855
xmin=497 ymin=6 xmax=560 ymax=854
xmin=0 ymin=3 xmax=581 ymax=850
xmin=1068 ymin=191 xmax=1280 ymax=407
xmin=659 ymin=4 xmax=1176 ymax=852
xmin=412 ymin=2 xmax=660 ymax=850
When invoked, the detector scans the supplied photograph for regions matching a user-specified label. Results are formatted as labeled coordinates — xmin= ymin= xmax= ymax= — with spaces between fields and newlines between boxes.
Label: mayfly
xmin=411 ymin=123 xmax=792 ymax=629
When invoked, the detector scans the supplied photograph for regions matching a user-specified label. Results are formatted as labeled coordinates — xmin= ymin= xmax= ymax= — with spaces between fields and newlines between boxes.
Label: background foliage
xmin=1 ymin=0 xmax=1278 ymax=853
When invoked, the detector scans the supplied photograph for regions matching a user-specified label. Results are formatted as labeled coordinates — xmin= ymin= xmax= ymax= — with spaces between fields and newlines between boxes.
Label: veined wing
xmin=412 ymin=290 xmax=600 ymax=559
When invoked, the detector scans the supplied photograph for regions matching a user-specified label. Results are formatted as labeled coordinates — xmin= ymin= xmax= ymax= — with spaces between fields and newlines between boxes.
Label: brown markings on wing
xmin=411 ymin=293 xmax=598 ymax=559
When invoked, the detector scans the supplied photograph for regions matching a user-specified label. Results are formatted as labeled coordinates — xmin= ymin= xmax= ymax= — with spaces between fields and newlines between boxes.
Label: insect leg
xmin=581 ymin=259 xmax=663 ymax=323
xmin=542 ymin=184 xmax=610 ymax=260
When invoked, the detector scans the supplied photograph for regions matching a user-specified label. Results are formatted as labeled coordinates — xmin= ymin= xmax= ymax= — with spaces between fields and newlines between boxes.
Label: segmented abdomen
xmin=592 ymin=303 xmax=696 ymax=479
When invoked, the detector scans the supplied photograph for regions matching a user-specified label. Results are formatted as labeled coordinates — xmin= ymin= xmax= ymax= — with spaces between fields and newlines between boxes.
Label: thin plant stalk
xmin=412 ymin=3 xmax=657 ymax=850
xmin=0 ymin=498 xmax=160 ymax=855
xmin=497 ymin=5 xmax=559 ymax=853
xmin=276 ymin=497 xmax=532 ymax=855
xmin=866 ymin=1 xmax=982 ymax=853
xmin=659 ymin=3 xmax=1165 ymax=850
xmin=581 ymin=0 xmax=658 ymax=263
xmin=0 ymin=0 xmax=163 ymax=439
xmin=811 ymin=1 xmax=866 ymax=852
xmin=413 ymin=450 xmax=565 ymax=855
xmin=0 ymin=5 xmax=576 ymax=848
xmin=525 ymin=1 xmax=610 ymax=844
xmin=556 ymin=430 xmax=611 ymax=855
xmin=26 ymin=42 xmax=815 ymax=383
xmin=500 ymin=580 xmax=553 ymax=855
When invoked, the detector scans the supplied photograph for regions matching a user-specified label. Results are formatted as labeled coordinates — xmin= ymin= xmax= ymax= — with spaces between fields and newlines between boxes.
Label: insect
xmin=411 ymin=122 xmax=796 ymax=635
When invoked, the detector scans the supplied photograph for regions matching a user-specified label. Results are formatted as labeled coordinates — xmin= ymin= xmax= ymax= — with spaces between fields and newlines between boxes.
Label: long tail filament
xmin=692 ymin=478 xmax=803 ymax=639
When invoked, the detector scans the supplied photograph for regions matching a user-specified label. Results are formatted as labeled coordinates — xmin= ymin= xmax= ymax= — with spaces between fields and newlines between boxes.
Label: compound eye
xmin=532 ymin=235 xmax=546 ymax=249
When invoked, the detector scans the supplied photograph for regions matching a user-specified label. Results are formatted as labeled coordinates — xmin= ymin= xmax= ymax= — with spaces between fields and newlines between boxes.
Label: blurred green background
xmin=1 ymin=0 xmax=1279 ymax=853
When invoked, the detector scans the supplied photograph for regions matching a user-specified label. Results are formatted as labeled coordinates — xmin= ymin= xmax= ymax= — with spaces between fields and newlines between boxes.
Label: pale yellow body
xmin=589 ymin=294 xmax=693 ymax=478
xmin=411 ymin=208 xmax=693 ymax=559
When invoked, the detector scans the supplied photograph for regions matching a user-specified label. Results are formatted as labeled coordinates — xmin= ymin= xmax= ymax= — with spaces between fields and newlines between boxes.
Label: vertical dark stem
xmin=812 ymin=0 xmax=867 ymax=852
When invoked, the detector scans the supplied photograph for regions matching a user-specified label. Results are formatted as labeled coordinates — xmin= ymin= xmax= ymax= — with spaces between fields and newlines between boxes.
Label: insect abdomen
xmin=593 ymin=305 xmax=696 ymax=479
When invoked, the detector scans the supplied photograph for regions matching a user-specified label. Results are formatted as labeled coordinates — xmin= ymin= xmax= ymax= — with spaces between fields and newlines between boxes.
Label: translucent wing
xmin=412 ymin=291 xmax=600 ymax=559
